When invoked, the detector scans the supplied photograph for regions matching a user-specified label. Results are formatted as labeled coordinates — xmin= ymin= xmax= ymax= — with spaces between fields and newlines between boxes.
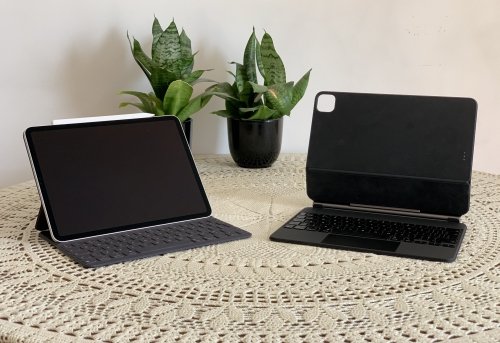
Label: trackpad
xmin=322 ymin=234 xmax=400 ymax=252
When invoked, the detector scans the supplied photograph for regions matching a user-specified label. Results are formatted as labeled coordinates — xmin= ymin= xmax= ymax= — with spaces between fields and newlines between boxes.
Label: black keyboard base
xmin=270 ymin=207 xmax=466 ymax=263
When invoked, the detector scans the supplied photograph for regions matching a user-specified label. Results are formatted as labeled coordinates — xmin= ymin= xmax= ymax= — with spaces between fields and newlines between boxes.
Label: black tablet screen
xmin=25 ymin=117 xmax=211 ymax=241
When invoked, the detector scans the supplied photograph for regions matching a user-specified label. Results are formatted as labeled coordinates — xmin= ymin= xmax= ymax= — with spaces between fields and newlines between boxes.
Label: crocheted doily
xmin=0 ymin=154 xmax=498 ymax=343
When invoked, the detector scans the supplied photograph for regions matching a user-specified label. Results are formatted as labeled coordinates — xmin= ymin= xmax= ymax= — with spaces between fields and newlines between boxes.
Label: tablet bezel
xmin=24 ymin=116 xmax=212 ymax=242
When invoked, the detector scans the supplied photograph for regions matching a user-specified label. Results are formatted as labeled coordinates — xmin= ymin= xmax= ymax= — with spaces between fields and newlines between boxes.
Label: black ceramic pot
xmin=227 ymin=117 xmax=283 ymax=168
xmin=181 ymin=118 xmax=192 ymax=146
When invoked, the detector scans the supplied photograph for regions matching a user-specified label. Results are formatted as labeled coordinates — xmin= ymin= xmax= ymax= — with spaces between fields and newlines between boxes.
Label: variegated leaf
xmin=152 ymin=17 xmax=163 ymax=47
xmin=255 ymin=38 xmax=265 ymax=81
xmin=259 ymin=32 xmax=286 ymax=85
xmin=264 ymin=82 xmax=294 ymax=115
xmin=243 ymin=29 xmax=257 ymax=83
xmin=291 ymin=69 xmax=311 ymax=109
xmin=152 ymin=20 xmax=181 ymax=69
xmin=128 ymin=34 xmax=156 ymax=80
xmin=179 ymin=29 xmax=192 ymax=61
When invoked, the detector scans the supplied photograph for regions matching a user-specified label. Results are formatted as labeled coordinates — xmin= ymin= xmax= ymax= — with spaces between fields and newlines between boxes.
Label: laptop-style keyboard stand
xmin=283 ymin=211 xmax=460 ymax=248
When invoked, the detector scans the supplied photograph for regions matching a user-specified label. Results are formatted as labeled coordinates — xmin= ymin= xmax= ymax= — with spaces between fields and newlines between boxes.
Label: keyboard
xmin=41 ymin=217 xmax=251 ymax=268
xmin=283 ymin=212 xmax=460 ymax=248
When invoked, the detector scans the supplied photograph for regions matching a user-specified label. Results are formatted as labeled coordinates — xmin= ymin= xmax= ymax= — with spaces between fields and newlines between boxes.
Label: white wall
xmin=1 ymin=0 xmax=499 ymax=188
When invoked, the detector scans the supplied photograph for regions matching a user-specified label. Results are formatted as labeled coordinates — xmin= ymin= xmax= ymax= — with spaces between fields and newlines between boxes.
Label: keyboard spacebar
xmin=322 ymin=234 xmax=400 ymax=252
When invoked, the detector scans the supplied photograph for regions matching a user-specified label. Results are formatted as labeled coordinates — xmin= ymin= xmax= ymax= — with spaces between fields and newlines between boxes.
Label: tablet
xmin=24 ymin=116 xmax=211 ymax=242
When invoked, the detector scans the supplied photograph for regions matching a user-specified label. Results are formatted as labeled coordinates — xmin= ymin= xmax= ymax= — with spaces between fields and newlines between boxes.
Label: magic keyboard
xmin=284 ymin=212 xmax=460 ymax=248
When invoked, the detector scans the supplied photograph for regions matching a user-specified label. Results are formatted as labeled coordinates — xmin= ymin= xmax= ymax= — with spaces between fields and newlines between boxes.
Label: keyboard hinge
xmin=313 ymin=202 xmax=461 ymax=222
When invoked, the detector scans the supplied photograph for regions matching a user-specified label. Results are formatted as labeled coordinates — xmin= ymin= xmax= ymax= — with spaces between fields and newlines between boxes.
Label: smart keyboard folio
xmin=270 ymin=91 xmax=477 ymax=262
xmin=24 ymin=116 xmax=251 ymax=267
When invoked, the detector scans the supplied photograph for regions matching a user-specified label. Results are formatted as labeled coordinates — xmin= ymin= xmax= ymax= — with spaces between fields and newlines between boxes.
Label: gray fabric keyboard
xmin=40 ymin=217 xmax=251 ymax=268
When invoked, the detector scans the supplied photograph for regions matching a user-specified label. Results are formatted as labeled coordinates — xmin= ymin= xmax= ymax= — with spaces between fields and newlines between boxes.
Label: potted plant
xmin=208 ymin=29 xmax=311 ymax=168
xmin=120 ymin=18 xmax=212 ymax=144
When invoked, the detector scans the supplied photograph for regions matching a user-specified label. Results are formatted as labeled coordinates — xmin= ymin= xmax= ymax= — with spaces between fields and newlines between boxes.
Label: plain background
xmin=1 ymin=0 xmax=499 ymax=188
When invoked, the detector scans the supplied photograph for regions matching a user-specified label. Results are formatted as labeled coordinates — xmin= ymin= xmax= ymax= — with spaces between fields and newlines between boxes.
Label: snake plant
xmin=208 ymin=29 xmax=311 ymax=120
xmin=120 ymin=18 xmax=211 ymax=122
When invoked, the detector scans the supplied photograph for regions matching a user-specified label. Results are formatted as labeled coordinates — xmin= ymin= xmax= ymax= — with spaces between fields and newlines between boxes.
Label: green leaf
xmin=183 ymin=69 xmax=205 ymax=84
xmin=225 ymin=98 xmax=240 ymax=116
xmin=152 ymin=17 xmax=163 ymax=47
xmin=240 ymin=81 xmax=254 ymax=105
xmin=150 ymin=67 xmax=177 ymax=99
xmin=233 ymin=62 xmax=248 ymax=95
xmin=239 ymin=106 xmax=261 ymax=113
xmin=248 ymin=82 xmax=268 ymax=94
xmin=291 ymin=69 xmax=311 ymax=109
xmin=179 ymin=29 xmax=192 ymax=60
xmin=206 ymin=82 xmax=238 ymax=100
xmin=259 ymin=32 xmax=286 ymax=85
xmin=119 ymin=91 xmax=164 ymax=115
xmin=255 ymin=38 xmax=266 ymax=81
xmin=163 ymin=80 xmax=193 ymax=115
xmin=128 ymin=34 xmax=156 ymax=80
xmin=176 ymin=92 xmax=212 ymax=122
xmin=152 ymin=20 xmax=181 ymax=70
xmin=264 ymin=82 xmax=294 ymax=115
xmin=206 ymin=92 xmax=240 ymax=102
xmin=119 ymin=101 xmax=147 ymax=112
xmin=191 ymin=77 xmax=217 ymax=85
xmin=212 ymin=110 xmax=232 ymax=118
xmin=247 ymin=105 xmax=278 ymax=120
xmin=243 ymin=29 xmax=257 ymax=83
xmin=181 ymin=56 xmax=194 ymax=77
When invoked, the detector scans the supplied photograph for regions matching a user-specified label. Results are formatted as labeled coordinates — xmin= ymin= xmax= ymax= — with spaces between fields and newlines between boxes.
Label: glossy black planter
xmin=181 ymin=118 xmax=192 ymax=146
xmin=227 ymin=117 xmax=283 ymax=168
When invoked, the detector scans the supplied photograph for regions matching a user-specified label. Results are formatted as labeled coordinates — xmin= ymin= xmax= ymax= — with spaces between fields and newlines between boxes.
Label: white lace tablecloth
xmin=0 ymin=154 xmax=499 ymax=343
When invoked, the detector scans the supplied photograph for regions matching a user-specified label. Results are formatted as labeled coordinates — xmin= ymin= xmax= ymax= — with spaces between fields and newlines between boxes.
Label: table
xmin=0 ymin=154 xmax=499 ymax=342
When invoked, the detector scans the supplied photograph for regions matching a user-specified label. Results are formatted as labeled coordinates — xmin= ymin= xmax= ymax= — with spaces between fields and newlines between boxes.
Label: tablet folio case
xmin=306 ymin=92 xmax=477 ymax=217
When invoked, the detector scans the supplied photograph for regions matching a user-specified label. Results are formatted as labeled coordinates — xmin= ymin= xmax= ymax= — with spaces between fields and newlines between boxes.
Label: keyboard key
xmin=57 ymin=217 xmax=251 ymax=267
xmin=285 ymin=212 xmax=459 ymax=248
